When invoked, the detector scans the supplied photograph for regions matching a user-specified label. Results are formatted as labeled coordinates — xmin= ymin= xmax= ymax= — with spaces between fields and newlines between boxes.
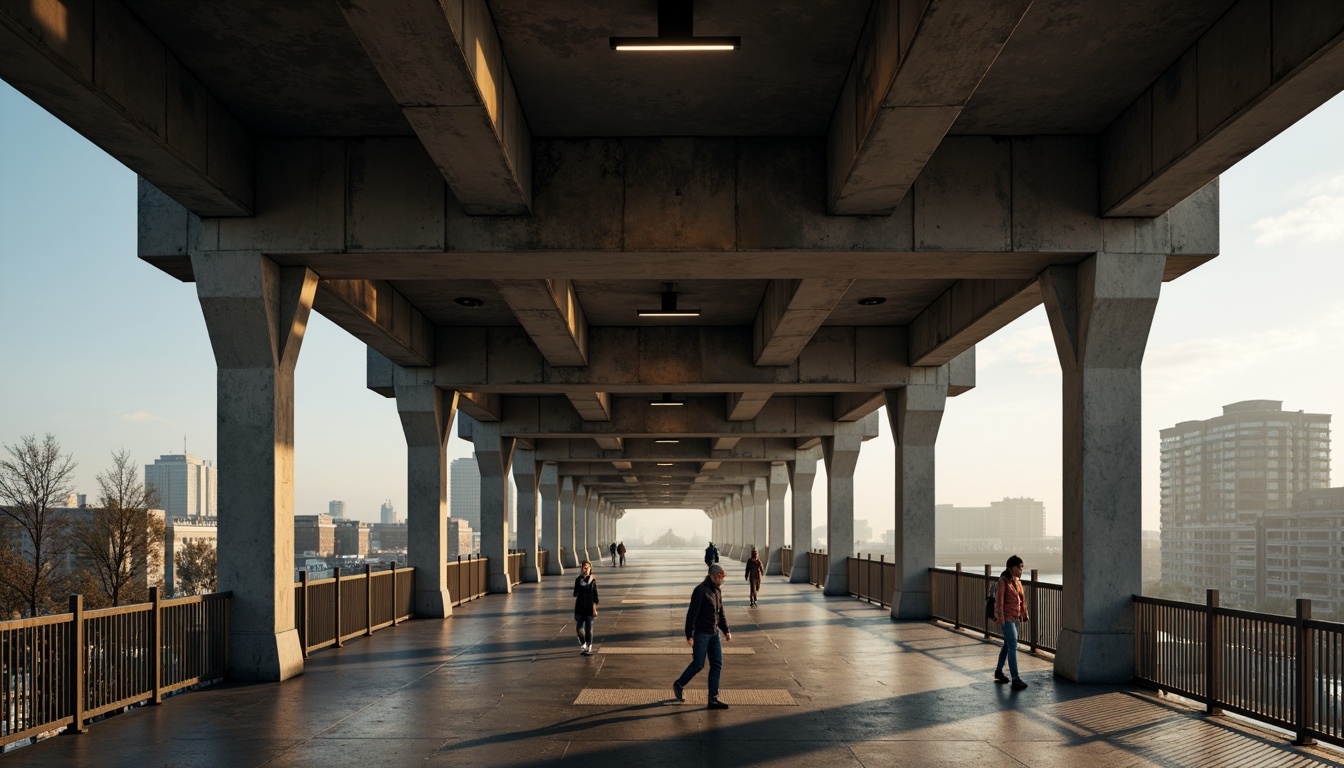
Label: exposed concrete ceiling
xmin=11 ymin=0 xmax=1343 ymax=512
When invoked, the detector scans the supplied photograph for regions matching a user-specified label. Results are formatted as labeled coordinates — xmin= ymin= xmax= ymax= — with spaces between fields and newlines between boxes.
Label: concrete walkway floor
xmin=10 ymin=551 xmax=1343 ymax=767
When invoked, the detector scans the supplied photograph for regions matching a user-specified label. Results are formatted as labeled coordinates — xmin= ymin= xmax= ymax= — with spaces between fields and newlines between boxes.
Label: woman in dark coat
xmin=573 ymin=561 xmax=599 ymax=655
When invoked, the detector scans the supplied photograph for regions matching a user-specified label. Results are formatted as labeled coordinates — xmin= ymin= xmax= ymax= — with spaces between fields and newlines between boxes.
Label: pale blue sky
xmin=2 ymin=80 xmax=1341 ymax=539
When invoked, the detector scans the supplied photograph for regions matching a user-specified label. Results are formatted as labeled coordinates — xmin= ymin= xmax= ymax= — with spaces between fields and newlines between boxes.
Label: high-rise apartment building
xmin=329 ymin=499 xmax=346 ymax=519
xmin=1160 ymin=400 xmax=1331 ymax=604
xmin=144 ymin=454 xmax=217 ymax=520
xmin=380 ymin=499 xmax=397 ymax=524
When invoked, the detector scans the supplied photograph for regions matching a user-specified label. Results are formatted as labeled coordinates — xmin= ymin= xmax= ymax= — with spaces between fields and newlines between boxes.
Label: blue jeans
xmin=996 ymin=621 xmax=1020 ymax=679
xmin=576 ymin=615 xmax=594 ymax=646
xmin=675 ymin=631 xmax=723 ymax=698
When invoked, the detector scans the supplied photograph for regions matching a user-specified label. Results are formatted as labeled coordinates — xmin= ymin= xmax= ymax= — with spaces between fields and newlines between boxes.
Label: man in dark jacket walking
xmin=672 ymin=564 xmax=732 ymax=709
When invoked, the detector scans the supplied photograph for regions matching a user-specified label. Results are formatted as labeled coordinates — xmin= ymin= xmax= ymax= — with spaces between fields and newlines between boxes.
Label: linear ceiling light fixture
xmin=611 ymin=0 xmax=740 ymax=51
xmin=638 ymin=282 xmax=701 ymax=317
xmin=650 ymin=393 xmax=686 ymax=407
xmin=655 ymin=439 xmax=681 ymax=444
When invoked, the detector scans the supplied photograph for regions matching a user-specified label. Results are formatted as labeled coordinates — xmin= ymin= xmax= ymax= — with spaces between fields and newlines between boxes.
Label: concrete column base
xmin=522 ymin=566 xmax=541 ymax=583
xmin=822 ymin=564 xmax=849 ymax=596
xmin=415 ymin=589 xmax=453 ymax=619
xmin=765 ymin=555 xmax=782 ymax=576
xmin=562 ymin=550 xmax=580 ymax=569
xmin=544 ymin=559 xmax=565 ymax=576
xmin=789 ymin=562 xmax=810 ymax=583
xmin=488 ymin=573 xmax=513 ymax=594
xmin=229 ymin=628 xmax=304 ymax=682
xmin=1053 ymin=628 xmax=1134 ymax=683
xmin=891 ymin=591 xmax=930 ymax=620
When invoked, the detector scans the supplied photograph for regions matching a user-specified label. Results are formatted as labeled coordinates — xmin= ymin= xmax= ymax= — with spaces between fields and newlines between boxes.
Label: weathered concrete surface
xmin=887 ymin=378 xmax=947 ymax=620
xmin=513 ymin=449 xmax=540 ymax=583
xmin=472 ymin=420 xmax=516 ymax=594
xmin=789 ymin=449 xmax=819 ymax=583
xmin=1042 ymin=253 xmax=1164 ymax=683
xmin=396 ymin=368 xmax=456 ymax=617
xmin=765 ymin=463 xmax=788 ymax=575
xmin=559 ymin=476 xmax=579 ymax=569
xmin=822 ymin=435 xmax=861 ymax=596
xmin=539 ymin=462 xmax=564 ymax=576
xmin=192 ymin=251 xmax=311 ymax=682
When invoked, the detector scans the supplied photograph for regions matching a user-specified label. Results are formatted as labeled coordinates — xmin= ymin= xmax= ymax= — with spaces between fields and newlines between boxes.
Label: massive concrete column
xmin=193 ymin=251 xmax=313 ymax=682
xmin=539 ymin=462 xmax=564 ymax=576
xmin=886 ymin=378 xmax=947 ymax=619
xmin=766 ymin=463 xmax=788 ymax=575
xmin=823 ymin=435 xmax=862 ymax=596
xmin=586 ymin=492 xmax=600 ymax=560
xmin=575 ymin=484 xmax=591 ymax=561
xmin=472 ymin=420 xmax=516 ymax=593
xmin=513 ymin=449 xmax=540 ymax=583
xmin=395 ymin=368 xmax=457 ymax=619
xmin=751 ymin=477 xmax=768 ymax=556
xmin=789 ymin=448 xmax=819 ymax=583
xmin=560 ymin=476 xmax=579 ymax=568
xmin=1041 ymin=252 xmax=1163 ymax=683
xmin=734 ymin=490 xmax=747 ymax=558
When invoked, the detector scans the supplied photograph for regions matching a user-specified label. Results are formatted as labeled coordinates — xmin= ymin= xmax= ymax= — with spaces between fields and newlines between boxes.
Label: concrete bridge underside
xmin=4 ymin=0 xmax=1344 ymax=683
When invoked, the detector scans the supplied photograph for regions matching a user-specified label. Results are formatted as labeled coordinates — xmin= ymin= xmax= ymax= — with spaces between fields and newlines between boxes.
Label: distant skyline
xmin=2 ymin=81 xmax=1341 ymax=540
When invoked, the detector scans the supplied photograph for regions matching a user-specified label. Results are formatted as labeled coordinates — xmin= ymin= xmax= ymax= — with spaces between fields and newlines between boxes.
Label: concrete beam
xmin=593 ymin=436 xmax=623 ymax=451
xmin=827 ymin=0 xmax=1032 ymax=214
xmin=907 ymin=277 xmax=1039 ymax=366
xmin=566 ymin=391 xmax=611 ymax=421
xmin=458 ymin=392 xmax=501 ymax=422
xmin=338 ymin=0 xmax=532 ymax=214
xmin=753 ymin=279 xmax=854 ymax=365
xmin=494 ymin=279 xmax=589 ymax=366
xmin=314 ymin=279 xmax=434 ymax=367
xmin=140 ymin=137 xmax=1220 ymax=282
xmin=1102 ymin=1 xmax=1344 ymax=216
xmin=531 ymin=436 xmax=875 ymax=463
xmin=493 ymin=396 xmax=883 ymax=439
xmin=833 ymin=392 xmax=885 ymax=422
xmin=428 ymin=326 xmax=914 ymax=393
xmin=727 ymin=392 xmax=773 ymax=421
xmin=0 ymin=1 xmax=253 ymax=216
xmin=712 ymin=438 xmax=741 ymax=451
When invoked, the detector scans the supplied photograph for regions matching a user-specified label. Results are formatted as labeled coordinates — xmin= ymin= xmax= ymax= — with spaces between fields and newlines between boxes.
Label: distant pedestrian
xmin=745 ymin=548 xmax=763 ymax=607
xmin=609 ymin=541 xmax=618 ymax=567
xmin=993 ymin=555 xmax=1029 ymax=689
xmin=704 ymin=541 xmax=719 ymax=566
xmin=671 ymin=564 xmax=732 ymax=709
xmin=573 ymin=561 xmax=599 ymax=655
xmin=617 ymin=541 xmax=627 ymax=566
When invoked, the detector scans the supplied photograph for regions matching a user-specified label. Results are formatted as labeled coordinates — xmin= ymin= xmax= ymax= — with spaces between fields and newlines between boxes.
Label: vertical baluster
xmin=365 ymin=564 xmax=374 ymax=637
xmin=983 ymin=565 xmax=992 ymax=641
xmin=953 ymin=564 xmax=961 ymax=630
xmin=1295 ymin=599 xmax=1315 ymax=744
xmin=334 ymin=567 xmax=344 ymax=647
xmin=66 ymin=596 xmax=86 ymax=735
xmin=299 ymin=571 xmax=310 ymax=658
xmin=1206 ymin=590 xmax=1221 ymax=714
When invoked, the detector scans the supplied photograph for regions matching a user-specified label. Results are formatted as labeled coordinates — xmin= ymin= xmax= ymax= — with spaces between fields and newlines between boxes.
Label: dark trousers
xmin=675 ymin=631 xmax=724 ymax=698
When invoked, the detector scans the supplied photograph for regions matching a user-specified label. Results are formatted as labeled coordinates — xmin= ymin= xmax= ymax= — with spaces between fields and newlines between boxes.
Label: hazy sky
xmin=2 ymin=81 xmax=1341 ymax=542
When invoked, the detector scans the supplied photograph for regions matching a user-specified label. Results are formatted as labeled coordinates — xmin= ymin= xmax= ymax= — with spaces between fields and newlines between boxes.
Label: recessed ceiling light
xmin=857 ymin=296 xmax=886 ymax=306
xmin=657 ymin=462 xmax=674 ymax=466
xmin=454 ymin=296 xmax=484 ymax=307
xmin=649 ymin=393 xmax=686 ymax=406
xmin=655 ymin=439 xmax=680 ymax=444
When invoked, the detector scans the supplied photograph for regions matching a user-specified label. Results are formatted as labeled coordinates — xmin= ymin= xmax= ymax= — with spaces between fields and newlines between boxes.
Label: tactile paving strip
xmin=574 ymin=688 xmax=796 ymax=706
xmin=598 ymin=646 xmax=755 ymax=655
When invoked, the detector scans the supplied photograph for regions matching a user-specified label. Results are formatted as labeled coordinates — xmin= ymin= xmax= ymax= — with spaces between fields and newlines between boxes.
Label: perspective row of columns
xmin=196 ymin=249 xmax=1160 ymax=685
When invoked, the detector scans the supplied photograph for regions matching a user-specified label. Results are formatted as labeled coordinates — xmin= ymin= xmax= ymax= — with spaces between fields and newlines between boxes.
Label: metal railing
xmin=929 ymin=564 xmax=1062 ymax=654
xmin=447 ymin=555 xmax=488 ymax=605
xmin=0 ymin=588 xmax=230 ymax=748
xmin=295 ymin=564 xmax=415 ymax=656
xmin=847 ymin=553 xmax=896 ymax=607
xmin=779 ymin=546 xmax=793 ymax=576
xmin=807 ymin=549 xmax=828 ymax=588
xmin=506 ymin=551 xmax=523 ymax=585
xmin=1135 ymin=591 xmax=1344 ymax=748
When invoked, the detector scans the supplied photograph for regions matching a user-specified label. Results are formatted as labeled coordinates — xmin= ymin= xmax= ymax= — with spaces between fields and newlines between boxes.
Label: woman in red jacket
xmin=993 ymin=555 xmax=1029 ymax=689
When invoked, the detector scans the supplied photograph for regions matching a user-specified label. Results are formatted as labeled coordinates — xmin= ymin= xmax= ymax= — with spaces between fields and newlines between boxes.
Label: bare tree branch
xmin=0 ymin=434 xmax=77 ymax=616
